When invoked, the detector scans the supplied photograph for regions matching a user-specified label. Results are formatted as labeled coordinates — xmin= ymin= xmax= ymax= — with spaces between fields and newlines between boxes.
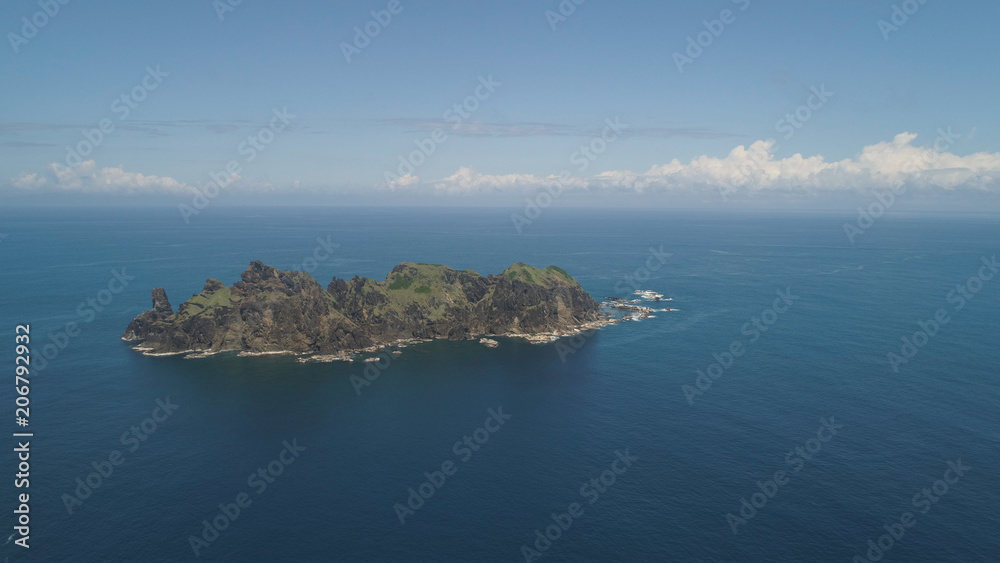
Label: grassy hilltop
xmin=123 ymin=261 xmax=600 ymax=357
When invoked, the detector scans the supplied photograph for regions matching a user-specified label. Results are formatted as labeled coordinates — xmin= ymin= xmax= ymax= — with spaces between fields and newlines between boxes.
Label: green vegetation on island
xmin=123 ymin=261 xmax=604 ymax=359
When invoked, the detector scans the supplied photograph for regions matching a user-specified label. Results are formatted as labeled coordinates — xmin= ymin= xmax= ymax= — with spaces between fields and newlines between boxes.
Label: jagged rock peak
xmin=151 ymin=288 xmax=172 ymax=313
xmin=124 ymin=261 xmax=604 ymax=356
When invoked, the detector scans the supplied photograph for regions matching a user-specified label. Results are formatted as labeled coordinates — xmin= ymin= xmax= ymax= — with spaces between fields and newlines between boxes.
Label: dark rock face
xmin=122 ymin=288 xmax=174 ymax=343
xmin=123 ymin=261 xmax=601 ymax=356
xmin=152 ymin=288 xmax=172 ymax=313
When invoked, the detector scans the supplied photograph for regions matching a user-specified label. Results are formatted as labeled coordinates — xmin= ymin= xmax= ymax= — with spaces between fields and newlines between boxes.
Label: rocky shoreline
xmin=122 ymin=261 xmax=624 ymax=361
xmin=137 ymin=300 xmax=663 ymax=363
xmin=122 ymin=264 xmax=676 ymax=363
xmin=603 ymin=290 xmax=678 ymax=321
xmin=126 ymin=318 xmax=626 ymax=363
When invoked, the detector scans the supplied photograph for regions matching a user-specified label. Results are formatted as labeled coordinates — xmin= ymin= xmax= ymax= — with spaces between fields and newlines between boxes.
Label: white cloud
xmin=10 ymin=133 xmax=1000 ymax=199
xmin=9 ymin=160 xmax=195 ymax=194
xmin=11 ymin=172 xmax=47 ymax=189
xmin=385 ymin=173 xmax=420 ymax=190
xmin=424 ymin=166 xmax=589 ymax=195
xmin=427 ymin=133 xmax=1000 ymax=195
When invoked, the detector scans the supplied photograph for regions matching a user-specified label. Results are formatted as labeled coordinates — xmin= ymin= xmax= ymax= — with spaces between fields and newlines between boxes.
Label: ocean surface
xmin=0 ymin=206 xmax=997 ymax=562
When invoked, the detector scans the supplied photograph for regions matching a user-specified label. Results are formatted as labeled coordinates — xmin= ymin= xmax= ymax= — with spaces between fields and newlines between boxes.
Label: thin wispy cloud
xmin=381 ymin=118 xmax=736 ymax=139
xmin=382 ymin=118 xmax=575 ymax=137
xmin=623 ymin=127 xmax=739 ymax=139
xmin=0 ymin=119 xmax=258 ymax=138
xmin=1 ymin=141 xmax=60 ymax=148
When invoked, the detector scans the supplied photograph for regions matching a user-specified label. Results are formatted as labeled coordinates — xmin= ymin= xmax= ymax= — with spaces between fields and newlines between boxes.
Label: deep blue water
xmin=0 ymin=207 xmax=997 ymax=562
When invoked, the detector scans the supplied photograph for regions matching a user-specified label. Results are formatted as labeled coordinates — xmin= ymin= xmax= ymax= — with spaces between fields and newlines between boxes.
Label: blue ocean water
xmin=0 ymin=206 xmax=997 ymax=562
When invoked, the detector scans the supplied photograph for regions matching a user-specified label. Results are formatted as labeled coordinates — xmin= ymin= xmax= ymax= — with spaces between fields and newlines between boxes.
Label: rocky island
xmin=122 ymin=261 xmax=616 ymax=360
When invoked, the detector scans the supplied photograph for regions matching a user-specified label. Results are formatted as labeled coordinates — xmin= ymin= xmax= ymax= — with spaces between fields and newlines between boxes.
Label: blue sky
xmin=3 ymin=0 xmax=999 ymax=209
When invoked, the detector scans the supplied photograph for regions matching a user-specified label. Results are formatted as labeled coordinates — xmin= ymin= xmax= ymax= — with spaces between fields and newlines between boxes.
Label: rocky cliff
xmin=122 ymin=261 xmax=604 ymax=357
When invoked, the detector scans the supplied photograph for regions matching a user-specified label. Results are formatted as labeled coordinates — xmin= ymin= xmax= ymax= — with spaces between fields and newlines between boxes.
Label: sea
xmin=0 ymin=206 xmax=997 ymax=562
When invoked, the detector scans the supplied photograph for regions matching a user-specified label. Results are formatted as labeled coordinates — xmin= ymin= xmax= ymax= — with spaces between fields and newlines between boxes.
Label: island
xmin=122 ymin=261 xmax=619 ymax=361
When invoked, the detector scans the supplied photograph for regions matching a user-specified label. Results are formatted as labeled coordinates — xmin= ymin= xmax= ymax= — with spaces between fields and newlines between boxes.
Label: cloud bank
xmin=413 ymin=133 xmax=1000 ymax=196
xmin=10 ymin=160 xmax=195 ymax=194
xmin=8 ymin=133 xmax=999 ymax=200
